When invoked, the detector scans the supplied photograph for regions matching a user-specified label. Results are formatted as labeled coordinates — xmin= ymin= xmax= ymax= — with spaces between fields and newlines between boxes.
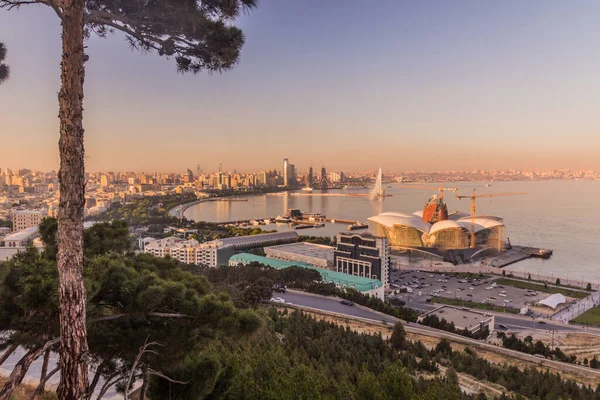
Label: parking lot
xmin=388 ymin=270 xmax=548 ymax=315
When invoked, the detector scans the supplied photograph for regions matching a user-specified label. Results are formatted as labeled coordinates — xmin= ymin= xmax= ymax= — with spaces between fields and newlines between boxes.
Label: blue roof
xmin=229 ymin=253 xmax=382 ymax=291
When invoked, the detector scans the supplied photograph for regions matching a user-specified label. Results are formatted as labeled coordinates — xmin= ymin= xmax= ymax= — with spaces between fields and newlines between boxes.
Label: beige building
xmin=11 ymin=209 xmax=47 ymax=231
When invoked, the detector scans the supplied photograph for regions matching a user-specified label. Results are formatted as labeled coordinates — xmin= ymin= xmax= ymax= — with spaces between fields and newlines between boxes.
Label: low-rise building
xmin=143 ymin=231 xmax=299 ymax=268
xmin=11 ymin=209 xmax=47 ymax=231
xmin=264 ymin=242 xmax=334 ymax=269
xmin=0 ymin=226 xmax=39 ymax=261
xmin=214 ymin=231 xmax=299 ymax=250
xmin=334 ymin=232 xmax=390 ymax=285
xmin=229 ymin=253 xmax=384 ymax=299
xmin=417 ymin=305 xmax=495 ymax=334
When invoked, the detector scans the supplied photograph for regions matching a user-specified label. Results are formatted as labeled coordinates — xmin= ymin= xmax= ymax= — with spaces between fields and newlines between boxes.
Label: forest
xmin=0 ymin=219 xmax=598 ymax=399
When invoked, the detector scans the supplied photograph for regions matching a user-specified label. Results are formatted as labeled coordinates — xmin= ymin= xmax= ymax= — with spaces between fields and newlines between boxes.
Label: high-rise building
xmin=321 ymin=166 xmax=327 ymax=189
xmin=307 ymin=166 xmax=313 ymax=186
xmin=283 ymin=158 xmax=289 ymax=186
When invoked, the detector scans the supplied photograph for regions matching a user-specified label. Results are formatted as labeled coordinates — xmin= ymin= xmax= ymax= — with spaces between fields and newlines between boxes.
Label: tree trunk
xmin=56 ymin=0 xmax=89 ymax=399
xmin=0 ymin=343 xmax=18 ymax=367
xmin=39 ymin=348 xmax=51 ymax=390
xmin=0 ymin=339 xmax=59 ymax=400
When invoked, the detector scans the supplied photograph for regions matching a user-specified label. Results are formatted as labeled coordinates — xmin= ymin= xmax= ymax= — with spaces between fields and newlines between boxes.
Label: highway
xmin=275 ymin=290 xmax=600 ymax=383
xmin=277 ymin=291 xmax=398 ymax=324
xmin=278 ymin=290 xmax=580 ymax=333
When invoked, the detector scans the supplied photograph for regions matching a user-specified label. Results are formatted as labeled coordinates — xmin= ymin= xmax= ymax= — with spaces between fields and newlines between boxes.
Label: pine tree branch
xmin=0 ymin=0 xmax=63 ymax=20
xmin=28 ymin=366 xmax=59 ymax=400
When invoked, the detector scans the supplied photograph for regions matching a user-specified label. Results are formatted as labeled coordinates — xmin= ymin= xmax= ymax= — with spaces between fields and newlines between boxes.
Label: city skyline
xmin=2 ymin=0 xmax=600 ymax=172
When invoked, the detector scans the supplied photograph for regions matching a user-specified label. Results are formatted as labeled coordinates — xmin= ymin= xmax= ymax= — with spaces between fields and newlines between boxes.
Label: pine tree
xmin=0 ymin=42 xmax=8 ymax=83
xmin=0 ymin=1 xmax=257 ymax=397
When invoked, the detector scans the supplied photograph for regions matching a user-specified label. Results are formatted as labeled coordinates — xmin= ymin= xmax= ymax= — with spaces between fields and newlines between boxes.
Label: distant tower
xmin=218 ymin=163 xmax=223 ymax=173
xmin=196 ymin=164 xmax=201 ymax=176
xmin=307 ymin=166 xmax=313 ymax=186
xmin=321 ymin=166 xmax=327 ymax=190
xmin=283 ymin=158 xmax=289 ymax=187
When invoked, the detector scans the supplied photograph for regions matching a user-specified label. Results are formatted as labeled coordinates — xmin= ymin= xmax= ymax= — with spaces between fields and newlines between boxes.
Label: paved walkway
xmin=552 ymin=291 xmax=600 ymax=323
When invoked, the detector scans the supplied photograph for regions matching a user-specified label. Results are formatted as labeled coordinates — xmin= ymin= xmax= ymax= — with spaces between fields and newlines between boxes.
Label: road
xmin=278 ymin=290 xmax=579 ymax=333
xmin=275 ymin=291 xmax=600 ymax=383
xmin=277 ymin=291 xmax=398 ymax=324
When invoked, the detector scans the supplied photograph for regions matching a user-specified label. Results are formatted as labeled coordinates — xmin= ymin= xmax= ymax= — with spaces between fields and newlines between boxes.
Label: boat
xmin=314 ymin=222 xmax=325 ymax=228
xmin=263 ymin=219 xmax=271 ymax=224
xmin=486 ymin=184 xmax=492 ymax=187
xmin=344 ymin=185 xmax=364 ymax=190
xmin=294 ymin=224 xmax=313 ymax=230
xmin=348 ymin=222 xmax=368 ymax=231
xmin=532 ymin=249 xmax=553 ymax=259
xmin=275 ymin=215 xmax=291 ymax=223
xmin=302 ymin=187 xmax=314 ymax=192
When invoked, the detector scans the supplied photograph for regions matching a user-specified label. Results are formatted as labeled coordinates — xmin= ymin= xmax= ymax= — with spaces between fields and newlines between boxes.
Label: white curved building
xmin=368 ymin=211 xmax=505 ymax=251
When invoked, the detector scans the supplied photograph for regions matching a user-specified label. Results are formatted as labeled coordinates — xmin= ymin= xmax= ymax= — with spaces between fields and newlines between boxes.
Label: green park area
xmin=571 ymin=306 xmax=600 ymax=326
xmin=494 ymin=278 xmax=589 ymax=299
xmin=431 ymin=297 xmax=520 ymax=314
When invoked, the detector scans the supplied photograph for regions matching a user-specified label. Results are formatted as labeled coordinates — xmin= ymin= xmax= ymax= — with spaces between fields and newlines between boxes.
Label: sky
xmin=1 ymin=0 xmax=599 ymax=173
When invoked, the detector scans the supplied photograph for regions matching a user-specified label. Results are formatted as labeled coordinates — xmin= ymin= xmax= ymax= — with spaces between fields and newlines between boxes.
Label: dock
xmin=489 ymin=246 xmax=554 ymax=268
xmin=290 ymin=193 xmax=392 ymax=198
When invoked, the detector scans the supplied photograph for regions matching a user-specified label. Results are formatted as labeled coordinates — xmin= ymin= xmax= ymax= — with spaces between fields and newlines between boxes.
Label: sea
xmin=184 ymin=181 xmax=600 ymax=282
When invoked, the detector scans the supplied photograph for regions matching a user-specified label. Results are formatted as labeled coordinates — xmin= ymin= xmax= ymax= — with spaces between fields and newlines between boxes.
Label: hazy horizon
xmin=1 ymin=0 xmax=599 ymax=172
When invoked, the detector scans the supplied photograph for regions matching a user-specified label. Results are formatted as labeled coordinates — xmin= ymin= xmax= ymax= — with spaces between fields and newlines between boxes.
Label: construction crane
xmin=456 ymin=188 xmax=527 ymax=248
xmin=398 ymin=183 xmax=458 ymax=199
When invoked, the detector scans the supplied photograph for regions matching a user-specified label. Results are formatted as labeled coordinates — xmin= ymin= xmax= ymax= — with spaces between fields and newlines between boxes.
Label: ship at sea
xmin=302 ymin=187 xmax=314 ymax=192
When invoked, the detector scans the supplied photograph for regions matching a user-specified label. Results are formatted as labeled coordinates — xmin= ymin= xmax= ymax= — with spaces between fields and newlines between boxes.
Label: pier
xmin=290 ymin=193 xmax=392 ymax=198
xmin=490 ymin=246 xmax=554 ymax=268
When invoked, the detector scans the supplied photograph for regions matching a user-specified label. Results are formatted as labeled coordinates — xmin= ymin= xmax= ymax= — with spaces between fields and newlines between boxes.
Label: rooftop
xmin=11 ymin=209 xmax=46 ymax=215
xmin=265 ymin=242 xmax=334 ymax=260
xmin=229 ymin=253 xmax=382 ymax=291
xmin=419 ymin=305 xmax=493 ymax=332
xmin=2 ymin=226 xmax=39 ymax=242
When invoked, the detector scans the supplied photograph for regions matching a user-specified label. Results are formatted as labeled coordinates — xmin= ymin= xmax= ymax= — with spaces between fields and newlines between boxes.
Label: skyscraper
xmin=283 ymin=158 xmax=289 ymax=187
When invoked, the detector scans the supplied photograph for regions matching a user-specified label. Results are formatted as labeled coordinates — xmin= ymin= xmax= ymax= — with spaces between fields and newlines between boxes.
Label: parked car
xmin=340 ymin=299 xmax=354 ymax=306
xmin=270 ymin=297 xmax=285 ymax=303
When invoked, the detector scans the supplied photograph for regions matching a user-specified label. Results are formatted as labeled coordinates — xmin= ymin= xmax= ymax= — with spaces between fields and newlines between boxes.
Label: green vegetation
xmin=190 ymin=221 xmax=276 ymax=241
xmin=431 ymin=297 xmax=520 ymax=314
xmin=494 ymin=278 xmax=589 ymax=299
xmin=0 ymin=221 xmax=259 ymax=397
xmin=419 ymin=313 xmax=490 ymax=340
xmin=497 ymin=332 xmax=577 ymax=363
xmin=0 ymin=219 xmax=10 ymax=228
xmin=202 ymin=264 xmax=418 ymax=322
xmin=3 ymin=218 xmax=600 ymax=399
xmin=298 ymin=235 xmax=336 ymax=246
xmin=90 ymin=193 xmax=197 ymax=225
xmin=571 ymin=306 xmax=600 ymax=326
xmin=0 ymin=42 xmax=8 ymax=84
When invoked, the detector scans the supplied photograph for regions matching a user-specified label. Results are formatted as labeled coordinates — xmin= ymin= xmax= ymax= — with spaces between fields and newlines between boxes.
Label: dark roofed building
xmin=334 ymin=232 xmax=389 ymax=284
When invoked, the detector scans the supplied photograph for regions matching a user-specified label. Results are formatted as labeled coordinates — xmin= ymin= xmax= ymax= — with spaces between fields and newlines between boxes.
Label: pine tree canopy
xmin=0 ymin=0 xmax=258 ymax=73
xmin=0 ymin=42 xmax=9 ymax=83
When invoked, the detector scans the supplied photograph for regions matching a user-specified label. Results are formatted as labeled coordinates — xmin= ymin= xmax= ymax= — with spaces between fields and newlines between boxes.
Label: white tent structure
xmin=536 ymin=293 xmax=567 ymax=309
